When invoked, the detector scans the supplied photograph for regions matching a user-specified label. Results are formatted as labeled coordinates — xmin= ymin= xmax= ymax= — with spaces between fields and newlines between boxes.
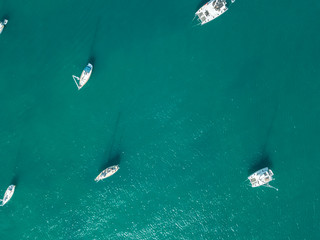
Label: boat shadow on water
xmin=87 ymin=17 xmax=100 ymax=68
xmin=196 ymin=0 xmax=209 ymax=11
xmin=195 ymin=0 xmax=232 ymax=12
xmin=99 ymin=113 xmax=123 ymax=172
xmin=248 ymin=151 xmax=273 ymax=175
xmin=99 ymin=152 xmax=122 ymax=172
xmin=1 ymin=14 xmax=9 ymax=21
xmin=88 ymin=56 xmax=95 ymax=66
xmin=10 ymin=175 xmax=19 ymax=187
xmin=10 ymin=158 xmax=23 ymax=188
xmin=10 ymin=137 xmax=25 ymax=188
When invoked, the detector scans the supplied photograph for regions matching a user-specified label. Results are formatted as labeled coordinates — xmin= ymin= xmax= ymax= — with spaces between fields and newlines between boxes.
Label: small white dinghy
xmin=0 ymin=185 xmax=15 ymax=206
xmin=0 ymin=19 xmax=8 ymax=34
xmin=248 ymin=167 xmax=278 ymax=191
xmin=95 ymin=165 xmax=120 ymax=182
xmin=72 ymin=63 xmax=93 ymax=90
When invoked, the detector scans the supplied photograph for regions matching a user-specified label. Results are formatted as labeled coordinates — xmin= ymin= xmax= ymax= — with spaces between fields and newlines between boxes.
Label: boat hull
xmin=0 ymin=19 xmax=8 ymax=34
xmin=95 ymin=165 xmax=120 ymax=182
xmin=73 ymin=63 xmax=93 ymax=90
xmin=79 ymin=63 xmax=93 ymax=89
xmin=0 ymin=23 xmax=4 ymax=34
xmin=248 ymin=168 xmax=274 ymax=187
xmin=0 ymin=185 xmax=15 ymax=206
xmin=195 ymin=0 xmax=228 ymax=25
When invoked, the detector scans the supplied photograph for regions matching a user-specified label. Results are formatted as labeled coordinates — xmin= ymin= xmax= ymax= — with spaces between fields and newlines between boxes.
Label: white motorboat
xmin=95 ymin=165 xmax=119 ymax=182
xmin=195 ymin=0 xmax=228 ymax=25
xmin=72 ymin=63 xmax=93 ymax=90
xmin=248 ymin=167 xmax=278 ymax=190
xmin=0 ymin=185 xmax=15 ymax=206
xmin=0 ymin=19 xmax=8 ymax=34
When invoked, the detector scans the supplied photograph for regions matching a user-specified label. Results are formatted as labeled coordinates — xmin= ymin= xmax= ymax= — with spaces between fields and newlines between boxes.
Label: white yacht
xmin=0 ymin=185 xmax=15 ymax=206
xmin=0 ymin=19 xmax=8 ymax=34
xmin=95 ymin=165 xmax=119 ymax=182
xmin=248 ymin=167 xmax=277 ymax=190
xmin=72 ymin=63 xmax=93 ymax=90
xmin=195 ymin=0 xmax=228 ymax=25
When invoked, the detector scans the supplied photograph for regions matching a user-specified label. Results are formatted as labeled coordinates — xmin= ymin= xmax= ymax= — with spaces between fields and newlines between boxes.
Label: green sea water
xmin=1 ymin=0 xmax=320 ymax=239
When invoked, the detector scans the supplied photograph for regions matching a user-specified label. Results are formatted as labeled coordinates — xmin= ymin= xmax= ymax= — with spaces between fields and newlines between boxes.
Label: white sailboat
xmin=0 ymin=185 xmax=15 ymax=206
xmin=72 ymin=63 xmax=93 ymax=90
xmin=248 ymin=167 xmax=278 ymax=191
xmin=195 ymin=0 xmax=228 ymax=25
xmin=95 ymin=165 xmax=119 ymax=182
xmin=0 ymin=19 xmax=8 ymax=34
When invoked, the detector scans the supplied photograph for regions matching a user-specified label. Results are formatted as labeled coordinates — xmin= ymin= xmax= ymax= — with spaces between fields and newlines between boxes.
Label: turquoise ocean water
xmin=1 ymin=0 xmax=320 ymax=239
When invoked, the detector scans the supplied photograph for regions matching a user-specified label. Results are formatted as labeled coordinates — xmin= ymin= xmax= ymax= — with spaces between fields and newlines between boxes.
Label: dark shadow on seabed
xmin=195 ymin=0 xmax=233 ymax=12
xmin=11 ymin=174 xmax=19 ymax=186
xmin=0 ymin=0 xmax=10 ymax=18
xmin=1 ymin=14 xmax=10 ymax=20
xmin=9 ymin=105 xmax=36 ymax=188
xmin=88 ymin=56 xmax=95 ymax=66
xmin=196 ymin=0 xmax=208 ymax=11
xmin=248 ymin=101 xmax=279 ymax=175
xmin=87 ymin=17 xmax=101 ymax=67
xmin=248 ymin=151 xmax=273 ymax=175
xmin=104 ymin=152 xmax=122 ymax=170
xmin=99 ymin=113 xmax=123 ymax=172
xmin=10 ymin=138 xmax=24 ymax=187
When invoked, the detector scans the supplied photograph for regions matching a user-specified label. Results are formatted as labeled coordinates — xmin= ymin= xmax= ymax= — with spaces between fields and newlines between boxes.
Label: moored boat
xmin=195 ymin=0 xmax=228 ymax=25
xmin=72 ymin=63 xmax=93 ymax=90
xmin=0 ymin=185 xmax=15 ymax=206
xmin=248 ymin=167 xmax=278 ymax=190
xmin=0 ymin=19 xmax=8 ymax=34
xmin=95 ymin=165 xmax=120 ymax=182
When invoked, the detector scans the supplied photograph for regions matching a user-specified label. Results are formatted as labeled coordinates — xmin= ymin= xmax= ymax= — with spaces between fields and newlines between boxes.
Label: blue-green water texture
xmin=1 ymin=0 xmax=320 ymax=239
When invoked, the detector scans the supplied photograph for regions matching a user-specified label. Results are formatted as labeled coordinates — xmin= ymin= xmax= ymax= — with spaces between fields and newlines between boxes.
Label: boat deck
xmin=248 ymin=168 xmax=274 ymax=187
xmin=196 ymin=0 xmax=228 ymax=25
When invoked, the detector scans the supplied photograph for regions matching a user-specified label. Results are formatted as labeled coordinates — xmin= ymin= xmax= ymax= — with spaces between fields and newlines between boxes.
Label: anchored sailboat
xmin=95 ymin=165 xmax=119 ymax=182
xmin=0 ymin=185 xmax=15 ymax=206
xmin=248 ymin=167 xmax=278 ymax=191
xmin=72 ymin=63 xmax=93 ymax=90
xmin=195 ymin=0 xmax=228 ymax=25
xmin=0 ymin=19 xmax=8 ymax=34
